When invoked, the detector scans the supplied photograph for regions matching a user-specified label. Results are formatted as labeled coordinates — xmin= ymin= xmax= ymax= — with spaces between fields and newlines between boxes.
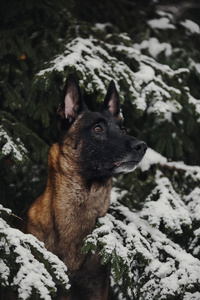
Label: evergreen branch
xmin=0 ymin=110 xmax=49 ymax=163
xmin=0 ymin=205 xmax=70 ymax=299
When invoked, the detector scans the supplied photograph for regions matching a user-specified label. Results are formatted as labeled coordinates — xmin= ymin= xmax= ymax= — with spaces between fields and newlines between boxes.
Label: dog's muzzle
xmin=113 ymin=139 xmax=147 ymax=174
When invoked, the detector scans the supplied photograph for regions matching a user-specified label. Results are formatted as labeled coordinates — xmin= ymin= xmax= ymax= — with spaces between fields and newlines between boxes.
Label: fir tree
xmin=1 ymin=0 xmax=200 ymax=299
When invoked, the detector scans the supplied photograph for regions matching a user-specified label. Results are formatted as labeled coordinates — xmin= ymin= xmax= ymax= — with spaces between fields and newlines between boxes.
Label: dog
xmin=24 ymin=74 xmax=147 ymax=300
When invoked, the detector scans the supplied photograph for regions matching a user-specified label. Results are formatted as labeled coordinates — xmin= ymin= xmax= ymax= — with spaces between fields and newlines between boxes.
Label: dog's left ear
xmin=102 ymin=80 xmax=121 ymax=118
xmin=57 ymin=74 xmax=85 ymax=122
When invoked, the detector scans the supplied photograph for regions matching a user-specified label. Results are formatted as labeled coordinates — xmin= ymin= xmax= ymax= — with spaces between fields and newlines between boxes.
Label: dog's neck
xmin=45 ymin=143 xmax=112 ymax=270
xmin=47 ymin=142 xmax=112 ymax=200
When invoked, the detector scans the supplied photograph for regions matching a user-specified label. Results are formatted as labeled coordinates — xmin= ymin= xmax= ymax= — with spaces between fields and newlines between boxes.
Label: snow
xmin=141 ymin=172 xmax=192 ymax=234
xmin=181 ymin=19 xmax=200 ymax=35
xmin=140 ymin=148 xmax=167 ymax=171
xmin=135 ymin=64 xmax=155 ymax=84
xmin=184 ymin=188 xmax=200 ymax=221
xmin=111 ymin=188 xmax=127 ymax=205
xmin=91 ymin=194 xmax=200 ymax=299
xmin=0 ymin=126 xmax=28 ymax=162
xmin=157 ymin=10 xmax=173 ymax=20
xmin=148 ymin=17 xmax=176 ymax=30
xmin=133 ymin=97 xmax=147 ymax=111
xmin=95 ymin=23 xmax=111 ymax=31
xmin=167 ymin=161 xmax=200 ymax=181
xmin=184 ymin=292 xmax=200 ymax=300
xmin=190 ymin=228 xmax=200 ymax=256
xmin=134 ymin=37 xmax=172 ymax=58
xmin=13 ymin=260 xmax=55 ymax=300
xmin=85 ymin=55 xmax=102 ymax=69
xmin=38 ymin=37 xmax=115 ymax=94
xmin=0 ymin=204 xmax=11 ymax=214
xmin=147 ymin=96 xmax=182 ymax=121
xmin=188 ymin=93 xmax=200 ymax=118
xmin=190 ymin=61 xmax=200 ymax=74
xmin=38 ymin=35 xmax=188 ymax=121
xmin=101 ymin=147 xmax=200 ymax=298
xmin=0 ymin=260 xmax=10 ymax=285
xmin=0 ymin=207 xmax=70 ymax=299
xmin=140 ymin=147 xmax=200 ymax=181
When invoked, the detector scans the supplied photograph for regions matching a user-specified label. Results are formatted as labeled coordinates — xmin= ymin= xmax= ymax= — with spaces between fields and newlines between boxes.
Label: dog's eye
xmin=93 ymin=125 xmax=103 ymax=132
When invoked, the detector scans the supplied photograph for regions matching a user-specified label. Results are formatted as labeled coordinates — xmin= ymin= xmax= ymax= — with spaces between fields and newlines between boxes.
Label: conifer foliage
xmin=1 ymin=0 xmax=200 ymax=299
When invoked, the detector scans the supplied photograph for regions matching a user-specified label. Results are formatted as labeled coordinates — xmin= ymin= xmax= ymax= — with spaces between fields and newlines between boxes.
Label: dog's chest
xmin=88 ymin=181 xmax=112 ymax=217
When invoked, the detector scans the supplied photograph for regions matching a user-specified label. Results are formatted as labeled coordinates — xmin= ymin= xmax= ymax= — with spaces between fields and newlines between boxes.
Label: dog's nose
xmin=128 ymin=139 xmax=148 ymax=154
xmin=133 ymin=141 xmax=147 ymax=154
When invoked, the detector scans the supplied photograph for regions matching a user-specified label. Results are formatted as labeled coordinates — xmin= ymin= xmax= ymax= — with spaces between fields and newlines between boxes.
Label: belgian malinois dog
xmin=24 ymin=74 xmax=147 ymax=300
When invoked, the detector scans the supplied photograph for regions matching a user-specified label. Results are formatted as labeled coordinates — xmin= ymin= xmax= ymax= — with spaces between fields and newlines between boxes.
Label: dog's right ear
xmin=57 ymin=74 xmax=84 ymax=122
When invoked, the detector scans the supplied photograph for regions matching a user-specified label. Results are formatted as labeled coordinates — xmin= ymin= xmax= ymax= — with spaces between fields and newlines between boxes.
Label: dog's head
xmin=57 ymin=74 xmax=147 ymax=182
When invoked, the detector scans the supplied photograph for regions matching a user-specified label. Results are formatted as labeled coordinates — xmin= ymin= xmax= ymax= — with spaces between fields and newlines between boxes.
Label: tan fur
xmin=24 ymin=114 xmax=112 ymax=299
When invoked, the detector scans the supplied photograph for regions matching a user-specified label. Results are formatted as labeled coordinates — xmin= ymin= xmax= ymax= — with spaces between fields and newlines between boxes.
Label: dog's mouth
xmin=102 ymin=160 xmax=139 ymax=169
xmin=112 ymin=160 xmax=139 ymax=174
xmin=114 ymin=162 xmax=121 ymax=167
xmin=101 ymin=160 xmax=140 ymax=175
xmin=113 ymin=160 xmax=139 ymax=167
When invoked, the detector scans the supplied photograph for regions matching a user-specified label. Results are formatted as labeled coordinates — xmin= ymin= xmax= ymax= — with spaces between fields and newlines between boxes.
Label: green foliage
xmin=0 ymin=111 xmax=49 ymax=163
xmin=1 ymin=0 xmax=200 ymax=299
xmin=83 ymin=158 xmax=200 ymax=299
xmin=0 ymin=205 xmax=70 ymax=299
xmin=34 ymin=17 xmax=200 ymax=165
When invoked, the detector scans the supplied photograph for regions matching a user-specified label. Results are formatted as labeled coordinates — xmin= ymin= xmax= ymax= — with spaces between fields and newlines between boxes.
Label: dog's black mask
xmin=80 ymin=110 xmax=147 ymax=180
xmin=57 ymin=74 xmax=147 ymax=182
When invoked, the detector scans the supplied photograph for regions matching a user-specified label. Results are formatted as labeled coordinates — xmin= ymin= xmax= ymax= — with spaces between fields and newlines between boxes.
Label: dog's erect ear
xmin=57 ymin=74 xmax=84 ymax=122
xmin=102 ymin=80 xmax=121 ymax=118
